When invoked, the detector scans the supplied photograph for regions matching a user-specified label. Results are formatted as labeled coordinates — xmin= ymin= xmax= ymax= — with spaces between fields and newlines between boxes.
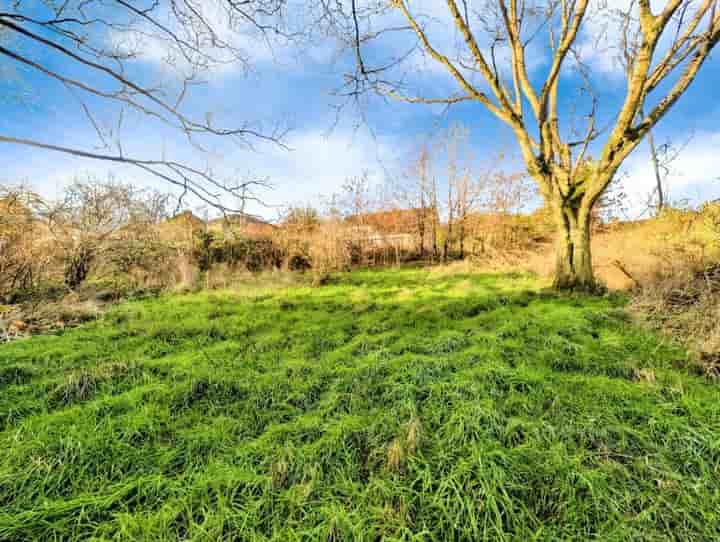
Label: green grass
xmin=1 ymin=268 xmax=719 ymax=541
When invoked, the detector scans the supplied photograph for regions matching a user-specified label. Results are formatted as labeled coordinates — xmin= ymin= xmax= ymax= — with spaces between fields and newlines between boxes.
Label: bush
xmin=286 ymin=252 xmax=312 ymax=272
xmin=0 ymin=187 xmax=56 ymax=296
xmin=192 ymin=232 xmax=284 ymax=273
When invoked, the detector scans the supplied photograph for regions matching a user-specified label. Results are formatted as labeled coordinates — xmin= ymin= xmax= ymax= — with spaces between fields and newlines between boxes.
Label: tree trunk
xmin=552 ymin=203 xmax=595 ymax=291
xmin=430 ymin=208 xmax=438 ymax=262
xmin=443 ymin=221 xmax=451 ymax=262
xmin=647 ymin=128 xmax=665 ymax=214
xmin=417 ymin=211 xmax=425 ymax=259
xmin=65 ymin=244 xmax=94 ymax=290
xmin=458 ymin=221 xmax=465 ymax=259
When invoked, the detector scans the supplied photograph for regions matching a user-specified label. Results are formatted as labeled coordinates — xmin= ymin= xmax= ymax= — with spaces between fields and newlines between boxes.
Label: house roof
xmin=346 ymin=208 xmax=432 ymax=233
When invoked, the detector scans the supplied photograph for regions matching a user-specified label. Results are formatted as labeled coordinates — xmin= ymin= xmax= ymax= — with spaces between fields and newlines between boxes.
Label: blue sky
xmin=1 ymin=0 xmax=719 ymax=220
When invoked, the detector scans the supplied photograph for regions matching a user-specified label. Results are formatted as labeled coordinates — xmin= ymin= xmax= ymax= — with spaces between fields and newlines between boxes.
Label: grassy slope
xmin=1 ymin=269 xmax=719 ymax=541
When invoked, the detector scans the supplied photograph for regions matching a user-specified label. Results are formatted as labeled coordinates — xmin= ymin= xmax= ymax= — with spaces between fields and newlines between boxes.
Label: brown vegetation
xmin=3 ymin=175 xmax=719 ymax=373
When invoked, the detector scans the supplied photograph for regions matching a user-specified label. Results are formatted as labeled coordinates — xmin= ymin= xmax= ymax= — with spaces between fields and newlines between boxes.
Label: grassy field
xmin=1 ymin=268 xmax=719 ymax=541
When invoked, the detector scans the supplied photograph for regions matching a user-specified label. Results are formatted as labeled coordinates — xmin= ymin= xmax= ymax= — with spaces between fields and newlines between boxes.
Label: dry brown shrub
xmin=304 ymin=220 xmax=353 ymax=285
xmin=173 ymin=253 xmax=201 ymax=291
xmin=0 ymin=186 xmax=57 ymax=295
xmin=631 ymin=263 xmax=720 ymax=359
xmin=622 ymin=206 xmax=720 ymax=370
xmin=633 ymin=369 xmax=657 ymax=384
xmin=405 ymin=416 xmax=422 ymax=455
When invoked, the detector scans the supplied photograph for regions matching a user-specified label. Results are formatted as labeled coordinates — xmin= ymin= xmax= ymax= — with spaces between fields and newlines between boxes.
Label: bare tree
xmin=440 ymin=123 xmax=474 ymax=261
xmin=454 ymin=168 xmax=483 ymax=260
xmin=337 ymin=172 xmax=376 ymax=262
xmin=282 ymin=205 xmax=322 ymax=230
xmin=340 ymin=171 xmax=375 ymax=220
xmin=336 ymin=0 xmax=720 ymax=289
xmin=647 ymin=128 xmax=665 ymax=213
xmin=482 ymin=168 xmax=538 ymax=250
xmin=643 ymin=131 xmax=692 ymax=216
xmin=0 ymin=1 xmax=294 ymax=210
xmin=48 ymin=176 xmax=171 ymax=289
xmin=0 ymin=184 xmax=51 ymax=294
xmin=429 ymin=164 xmax=440 ymax=262
xmin=397 ymin=145 xmax=435 ymax=259
xmin=486 ymin=170 xmax=537 ymax=218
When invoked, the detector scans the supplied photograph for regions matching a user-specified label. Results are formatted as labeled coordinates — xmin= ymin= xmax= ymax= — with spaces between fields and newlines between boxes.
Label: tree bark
xmin=552 ymin=202 xmax=595 ymax=291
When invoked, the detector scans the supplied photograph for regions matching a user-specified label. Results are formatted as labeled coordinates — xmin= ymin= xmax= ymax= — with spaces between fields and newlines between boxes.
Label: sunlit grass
xmin=1 ymin=268 xmax=719 ymax=540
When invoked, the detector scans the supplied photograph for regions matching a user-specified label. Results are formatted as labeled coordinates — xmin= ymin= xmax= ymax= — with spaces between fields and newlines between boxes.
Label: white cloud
xmin=574 ymin=0 xmax=634 ymax=77
xmin=575 ymin=0 xmax=713 ymax=79
xmin=367 ymin=1 xmax=550 ymax=103
xmin=235 ymin=127 xmax=404 ymax=216
xmin=617 ymin=130 xmax=720 ymax=216
xmin=105 ymin=2 xmax=296 ymax=81
xmin=4 ymin=125 xmax=406 ymax=220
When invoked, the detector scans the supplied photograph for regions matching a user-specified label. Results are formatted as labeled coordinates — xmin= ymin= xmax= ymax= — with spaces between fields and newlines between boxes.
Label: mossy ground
xmin=1 ymin=268 xmax=719 ymax=541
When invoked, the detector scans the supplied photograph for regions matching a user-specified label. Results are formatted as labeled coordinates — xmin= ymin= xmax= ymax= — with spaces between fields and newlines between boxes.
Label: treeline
xmin=0 ymin=162 xmax=554 ymax=300
xmin=5 ymin=127 xmax=716 ymax=303
xmin=3 ymin=172 xmax=720 ymax=357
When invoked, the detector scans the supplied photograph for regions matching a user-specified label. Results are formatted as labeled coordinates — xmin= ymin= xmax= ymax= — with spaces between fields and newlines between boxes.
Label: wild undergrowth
xmin=1 ymin=268 xmax=719 ymax=541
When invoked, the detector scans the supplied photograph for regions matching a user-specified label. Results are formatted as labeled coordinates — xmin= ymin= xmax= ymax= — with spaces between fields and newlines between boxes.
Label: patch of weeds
xmin=48 ymin=362 xmax=139 ymax=407
xmin=173 ymin=377 xmax=247 ymax=409
xmin=409 ymin=330 xmax=471 ymax=354
xmin=0 ymin=365 xmax=33 ymax=387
